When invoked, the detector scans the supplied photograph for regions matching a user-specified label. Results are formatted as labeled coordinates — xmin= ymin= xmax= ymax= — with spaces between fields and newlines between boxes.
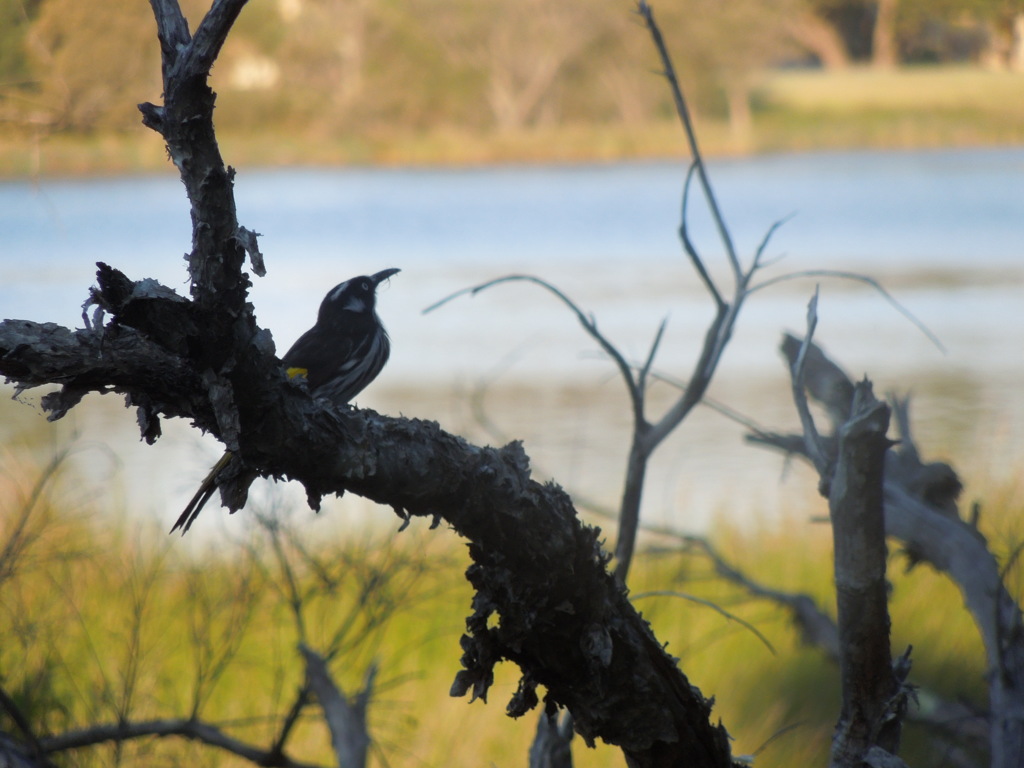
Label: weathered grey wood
xmin=826 ymin=381 xmax=905 ymax=766
xmin=300 ymin=646 xmax=373 ymax=768
xmin=752 ymin=334 xmax=1024 ymax=768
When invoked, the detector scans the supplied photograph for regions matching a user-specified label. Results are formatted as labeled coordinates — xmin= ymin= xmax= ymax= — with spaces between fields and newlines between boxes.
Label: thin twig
xmin=267 ymin=675 xmax=313 ymax=761
xmin=0 ymin=447 xmax=72 ymax=585
xmin=632 ymin=590 xmax=776 ymax=655
xmin=260 ymin=516 xmax=309 ymax=645
xmin=637 ymin=0 xmax=740 ymax=277
xmin=791 ymin=290 xmax=830 ymax=476
xmin=424 ymin=274 xmax=643 ymax=424
xmin=748 ymin=269 xmax=945 ymax=353
xmin=752 ymin=214 xmax=796 ymax=269
xmin=638 ymin=316 xmax=668 ymax=393
xmin=750 ymin=722 xmax=808 ymax=758
xmin=644 ymin=368 xmax=774 ymax=437
xmin=679 ymin=162 xmax=725 ymax=309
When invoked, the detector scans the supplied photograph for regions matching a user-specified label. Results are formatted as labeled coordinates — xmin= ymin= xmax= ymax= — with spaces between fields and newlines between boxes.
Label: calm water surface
xmin=1 ymin=148 xmax=1021 ymax=533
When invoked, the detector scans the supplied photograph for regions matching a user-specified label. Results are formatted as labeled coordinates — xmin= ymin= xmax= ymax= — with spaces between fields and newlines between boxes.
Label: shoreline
xmin=3 ymin=126 xmax=1022 ymax=182
xmin=3 ymin=65 xmax=1023 ymax=180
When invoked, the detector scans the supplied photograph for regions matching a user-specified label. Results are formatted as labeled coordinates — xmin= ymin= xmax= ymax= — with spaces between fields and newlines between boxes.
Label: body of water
xmin=1 ymin=148 xmax=1021 ymax=534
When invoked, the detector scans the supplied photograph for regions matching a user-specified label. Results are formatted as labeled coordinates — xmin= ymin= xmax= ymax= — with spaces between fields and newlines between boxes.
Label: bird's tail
xmin=171 ymin=451 xmax=234 ymax=535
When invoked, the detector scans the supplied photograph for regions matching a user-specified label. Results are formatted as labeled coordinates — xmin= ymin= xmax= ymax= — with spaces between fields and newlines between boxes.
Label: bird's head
xmin=318 ymin=268 xmax=400 ymax=322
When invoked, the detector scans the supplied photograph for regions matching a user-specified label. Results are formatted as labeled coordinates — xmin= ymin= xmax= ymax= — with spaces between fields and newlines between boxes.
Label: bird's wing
xmin=281 ymin=327 xmax=358 ymax=390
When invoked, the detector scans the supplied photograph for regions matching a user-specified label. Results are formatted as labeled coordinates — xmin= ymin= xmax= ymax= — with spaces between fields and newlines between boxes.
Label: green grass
xmin=0 ymin=435 xmax=1012 ymax=767
xmin=752 ymin=65 xmax=1024 ymax=153
xmin=760 ymin=65 xmax=1024 ymax=114
xmin=2 ymin=65 xmax=1022 ymax=178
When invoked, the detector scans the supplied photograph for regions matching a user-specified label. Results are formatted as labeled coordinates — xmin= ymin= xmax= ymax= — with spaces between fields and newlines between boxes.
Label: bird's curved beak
xmin=371 ymin=268 xmax=401 ymax=287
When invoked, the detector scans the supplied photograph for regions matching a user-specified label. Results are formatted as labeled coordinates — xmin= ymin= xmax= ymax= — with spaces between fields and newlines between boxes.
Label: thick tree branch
xmin=141 ymin=0 xmax=261 ymax=374
xmin=0 ymin=1 xmax=747 ymax=764
xmin=778 ymin=309 xmax=910 ymax=767
xmin=2 ymin=272 xmax=739 ymax=767
xmin=826 ymin=381 xmax=906 ymax=766
xmin=0 ymin=317 xmax=205 ymax=430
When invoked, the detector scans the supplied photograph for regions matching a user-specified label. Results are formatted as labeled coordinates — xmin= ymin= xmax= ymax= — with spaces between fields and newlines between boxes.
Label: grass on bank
xmin=1 ymin=65 xmax=1023 ymax=178
xmin=1 ymin=428 xmax=1014 ymax=768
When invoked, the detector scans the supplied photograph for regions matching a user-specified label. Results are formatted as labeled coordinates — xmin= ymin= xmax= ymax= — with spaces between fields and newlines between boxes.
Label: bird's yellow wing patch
xmin=286 ymin=367 xmax=309 ymax=380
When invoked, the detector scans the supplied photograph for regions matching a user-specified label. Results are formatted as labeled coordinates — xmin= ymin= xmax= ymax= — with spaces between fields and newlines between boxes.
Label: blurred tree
xmin=275 ymin=0 xmax=376 ymax=118
xmin=872 ymin=0 xmax=899 ymax=67
xmin=784 ymin=6 xmax=853 ymax=68
xmin=904 ymin=0 xmax=1024 ymax=69
xmin=848 ymin=0 xmax=1024 ymax=67
xmin=9 ymin=0 xmax=1018 ymax=146
xmin=0 ymin=0 xmax=43 ymax=128
xmin=790 ymin=0 xmax=1024 ymax=68
xmin=27 ymin=0 xmax=160 ymax=130
xmin=0 ymin=1 xmax=38 ymax=88
xmin=411 ymin=0 xmax=595 ymax=132
xmin=654 ymin=0 xmax=797 ymax=146
xmin=787 ymin=0 xmax=875 ymax=65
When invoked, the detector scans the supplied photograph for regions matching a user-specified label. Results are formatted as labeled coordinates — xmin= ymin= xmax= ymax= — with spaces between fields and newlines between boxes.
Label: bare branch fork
xmin=430 ymin=2 xmax=784 ymax=583
xmin=0 ymin=2 xmax=740 ymax=766
xmin=750 ymin=332 xmax=1024 ymax=768
xmin=300 ymin=646 xmax=375 ymax=768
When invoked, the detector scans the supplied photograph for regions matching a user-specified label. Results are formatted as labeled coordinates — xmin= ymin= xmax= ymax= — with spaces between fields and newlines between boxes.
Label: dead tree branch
xmin=784 ymin=303 xmax=911 ymax=765
xmin=300 ymin=646 xmax=374 ymax=768
xmin=642 ymin=529 xmax=989 ymax=761
xmin=776 ymin=301 xmax=912 ymax=766
xmin=429 ymin=3 xmax=788 ymax=587
xmin=0 ymin=2 xmax=741 ymax=766
xmin=826 ymin=380 xmax=907 ymax=767
xmin=635 ymin=0 xmax=739 ymax=274
xmin=750 ymin=333 xmax=1024 ymax=768
xmin=0 ymin=315 xmax=739 ymax=766
xmin=789 ymin=291 xmax=832 ymax=479
xmin=38 ymin=718 xmax=325 ymax=768
xmin=677 ymin=535 xmax=841 ymax=659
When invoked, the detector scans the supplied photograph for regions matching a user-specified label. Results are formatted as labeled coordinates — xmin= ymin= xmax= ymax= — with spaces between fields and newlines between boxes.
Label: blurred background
xmin=1 ymin=1 xmax=1023 ymax=766
xmin=2 ymin=0 xmax=1024 ymax=169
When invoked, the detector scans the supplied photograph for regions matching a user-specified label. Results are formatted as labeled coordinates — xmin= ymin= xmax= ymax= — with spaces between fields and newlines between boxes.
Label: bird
xmin=171 ymin=267 xmax=400 ymax=534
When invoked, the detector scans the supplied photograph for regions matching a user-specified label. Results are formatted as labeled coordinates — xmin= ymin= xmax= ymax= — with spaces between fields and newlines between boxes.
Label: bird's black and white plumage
xmin=171 ymin=268 xmax=400 ymax=534
xmin=281 ymin=269 xmax=397 ymax=403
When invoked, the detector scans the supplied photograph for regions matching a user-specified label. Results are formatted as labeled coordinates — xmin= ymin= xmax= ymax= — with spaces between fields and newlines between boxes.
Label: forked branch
xmin=0 ymin=2 xmax=742 ymax=766
xmin=429 ymin=4 xmax=785 ymax=586
xmin=752 ymin=333 xmax=1024 ymax=768
xmin=636 ymin=0 xmax=739 ymax=276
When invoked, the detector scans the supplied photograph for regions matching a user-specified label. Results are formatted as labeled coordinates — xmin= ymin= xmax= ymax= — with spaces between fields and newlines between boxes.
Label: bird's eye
xmin=361 ymin=281 xmax=370 ymax=291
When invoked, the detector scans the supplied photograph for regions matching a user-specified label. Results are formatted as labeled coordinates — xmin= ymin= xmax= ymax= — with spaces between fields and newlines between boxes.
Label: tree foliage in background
xmin=1 ymin=1 xmax=1023 ymax=766
xmin=1 ymin=0 xmax=1020 ymax=137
